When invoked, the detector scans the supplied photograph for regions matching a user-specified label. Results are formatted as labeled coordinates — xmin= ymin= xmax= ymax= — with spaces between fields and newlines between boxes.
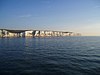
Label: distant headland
xmin=0 ymin=29 xmax=81 ymax=38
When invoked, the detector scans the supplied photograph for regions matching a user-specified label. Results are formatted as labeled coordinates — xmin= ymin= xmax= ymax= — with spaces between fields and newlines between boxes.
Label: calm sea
xmin=0 ymin=36 xmax=100 ymax=75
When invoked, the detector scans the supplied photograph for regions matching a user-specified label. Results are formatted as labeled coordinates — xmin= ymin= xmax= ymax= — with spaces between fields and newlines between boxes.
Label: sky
xmin=0 ymin=0 xmax=100 ymax=36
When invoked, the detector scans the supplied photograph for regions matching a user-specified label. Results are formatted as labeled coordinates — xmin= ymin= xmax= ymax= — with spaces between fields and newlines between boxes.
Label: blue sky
xmin=0 ymin=0 xmax=100 ymax=36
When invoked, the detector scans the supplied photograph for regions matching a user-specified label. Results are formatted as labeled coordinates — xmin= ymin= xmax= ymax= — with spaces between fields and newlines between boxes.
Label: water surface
xmin=0 ymin=36 xmax=100 ymax=75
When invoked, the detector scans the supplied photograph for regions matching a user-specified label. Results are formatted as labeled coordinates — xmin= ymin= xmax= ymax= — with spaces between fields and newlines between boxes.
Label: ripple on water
xmin=0 ymin=37 xmax=100 ymax=75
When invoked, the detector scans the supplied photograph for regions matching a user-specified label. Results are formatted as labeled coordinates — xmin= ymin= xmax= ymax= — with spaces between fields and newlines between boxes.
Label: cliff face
xmin=0 ymin=29 xmax=80 ymax=38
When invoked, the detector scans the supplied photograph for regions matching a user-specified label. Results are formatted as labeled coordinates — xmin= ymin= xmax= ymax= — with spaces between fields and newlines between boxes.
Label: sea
xmin=0 ymin=36 xmax=100 ymax=75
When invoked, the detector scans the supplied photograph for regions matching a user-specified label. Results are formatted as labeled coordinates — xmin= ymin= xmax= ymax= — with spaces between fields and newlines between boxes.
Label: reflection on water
xmin=0 ymin=37 xmax=100 ymax=75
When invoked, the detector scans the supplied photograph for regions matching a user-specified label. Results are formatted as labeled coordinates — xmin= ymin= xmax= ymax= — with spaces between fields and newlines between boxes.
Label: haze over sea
xmin=0 ymin=36 xmax=100 ymax=75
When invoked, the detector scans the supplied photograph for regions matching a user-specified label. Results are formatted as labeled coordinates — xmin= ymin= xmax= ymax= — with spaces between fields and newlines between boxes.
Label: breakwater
xmin=0 ymin=29 xmax=81 ymax=38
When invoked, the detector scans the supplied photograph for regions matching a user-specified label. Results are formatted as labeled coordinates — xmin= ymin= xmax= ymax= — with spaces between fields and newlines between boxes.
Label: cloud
xmin=94 ymin=6 xmax=100 ymax=8
xmin=19 ymin=14 xmax=32 ymax=18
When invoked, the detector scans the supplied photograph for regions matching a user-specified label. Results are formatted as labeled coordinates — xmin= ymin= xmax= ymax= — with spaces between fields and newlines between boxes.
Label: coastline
xmin=0 ymin=29 xmax=81 ymax=38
